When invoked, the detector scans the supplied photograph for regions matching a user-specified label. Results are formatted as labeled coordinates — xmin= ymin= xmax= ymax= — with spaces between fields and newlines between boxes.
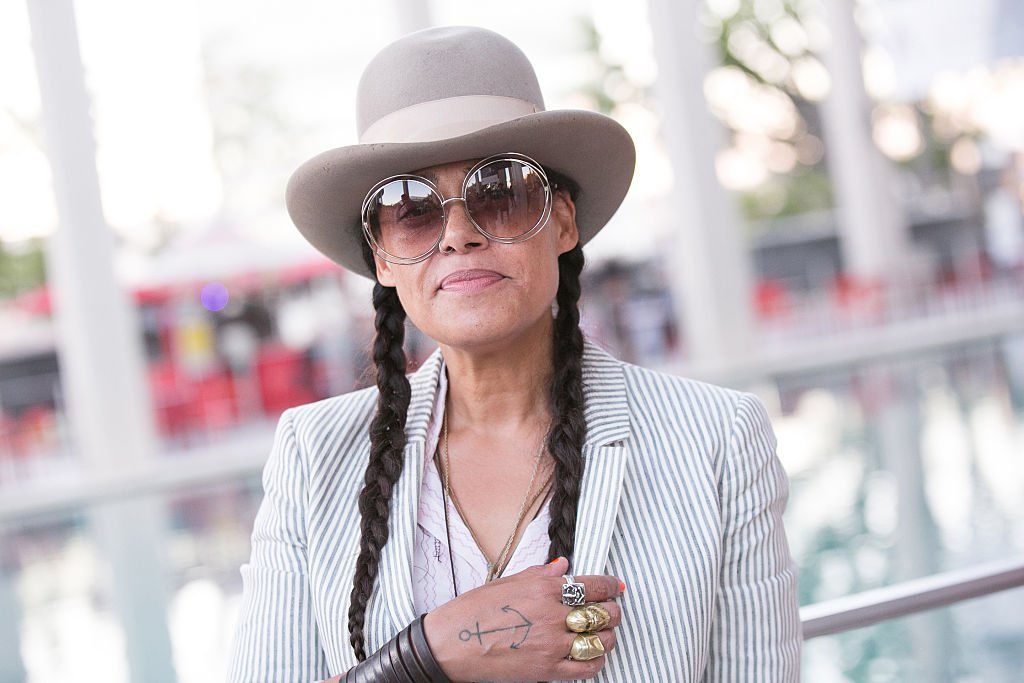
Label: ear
xmin=551 ymin=188 xmax=580 ymax=255
xmin=374 ymin=252 xmax=396 ymax=287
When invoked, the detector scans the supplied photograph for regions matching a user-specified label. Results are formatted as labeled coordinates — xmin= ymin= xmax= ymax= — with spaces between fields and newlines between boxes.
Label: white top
xmin=413 ymin=362 xmax=553 ymax=614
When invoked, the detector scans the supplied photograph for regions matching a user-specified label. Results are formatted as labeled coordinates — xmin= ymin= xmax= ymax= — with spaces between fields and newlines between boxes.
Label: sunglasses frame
xmin=360 ymin=152 xmax=553 ymax=265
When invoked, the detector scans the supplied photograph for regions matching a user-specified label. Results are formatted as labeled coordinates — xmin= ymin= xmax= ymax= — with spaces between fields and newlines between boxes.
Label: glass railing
xmin=802 ymin=587 xmax=1024 ymax=681
xmin=4 ymin=471 xmax=1022 ymax=682
xmin=2 ymin=312 xmax=1023 ymax=681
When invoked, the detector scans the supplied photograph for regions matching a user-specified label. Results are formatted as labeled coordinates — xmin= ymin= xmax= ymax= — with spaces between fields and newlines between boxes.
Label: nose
xmin=438 ymin=198 xmax=488 ymax=254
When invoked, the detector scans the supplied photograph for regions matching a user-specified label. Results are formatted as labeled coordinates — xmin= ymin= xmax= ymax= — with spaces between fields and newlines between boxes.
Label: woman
xmin=229 ymin=25 xmax=801 ymax=682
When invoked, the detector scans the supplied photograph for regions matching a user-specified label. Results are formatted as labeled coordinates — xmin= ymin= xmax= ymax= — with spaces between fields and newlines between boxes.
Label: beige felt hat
xmin=285 ymin=25 xmax=636 ymax=279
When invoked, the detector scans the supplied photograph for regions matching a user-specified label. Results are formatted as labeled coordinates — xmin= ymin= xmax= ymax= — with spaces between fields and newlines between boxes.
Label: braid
xmin=545 ymin=242 xmax=587 ymax=564
xmin=348 ymin=240 xmax=411 ymax=661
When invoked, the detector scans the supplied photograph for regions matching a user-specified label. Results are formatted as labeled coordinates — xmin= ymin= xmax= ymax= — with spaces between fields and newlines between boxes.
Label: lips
xmin=439 ymin=269 xmax=505 ymax=292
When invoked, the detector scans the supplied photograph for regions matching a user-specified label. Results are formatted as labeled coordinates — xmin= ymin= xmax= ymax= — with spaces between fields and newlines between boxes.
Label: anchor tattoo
xmin=459 ymin=605 xmax=533 ymax=649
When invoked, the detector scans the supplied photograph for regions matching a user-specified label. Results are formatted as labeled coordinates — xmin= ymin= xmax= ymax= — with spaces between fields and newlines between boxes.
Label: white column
xmin=868 ymin=365 xmax=948 ymax=680
xmin=646 ymin=0 xmax=755 ymax=369
xmin=818 ymin=0 xmax=910 ymax=281
xmin=26 ymin=0 xmax=159 ymax=473
xmin=25 ymin=0 xmax=175 ymax=680
xmin=392 ymin=0 xmax=432 ymax=35
xmin=0 ymin=562 xmax=25 ymax=683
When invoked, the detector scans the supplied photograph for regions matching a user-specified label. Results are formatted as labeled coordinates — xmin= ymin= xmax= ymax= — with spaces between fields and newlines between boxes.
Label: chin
xmin=414 ymin=297 xmax=555 ymax=350
xmin=433 ymin=325 xmax=517 ymax=351
xmin=427 ymin=313 xmax=524 ymax=348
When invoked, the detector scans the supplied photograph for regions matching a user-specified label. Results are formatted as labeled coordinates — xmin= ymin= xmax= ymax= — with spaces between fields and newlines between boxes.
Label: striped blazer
xmin=228 ymin=339 xmax=801 ymax=682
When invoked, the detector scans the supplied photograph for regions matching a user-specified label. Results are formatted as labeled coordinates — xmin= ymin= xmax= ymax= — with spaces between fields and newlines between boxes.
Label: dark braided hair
xmin=348 ymin=237 xmax=411 ymax=661
xmin=540 ymin=169 xmax=588 ymax=563
xmin=347 ymin=170 xmax=587 ymax=661
xmin=543 ymin=240 xmax=587 ymax=562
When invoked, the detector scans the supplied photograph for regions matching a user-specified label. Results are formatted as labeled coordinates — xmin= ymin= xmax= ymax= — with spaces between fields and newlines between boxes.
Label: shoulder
xmin=630 ymin=362 xmax=758 ymax=448
xmin=271 ymin=347 xmax=443 ymax=465
xmin=584 ymin=340 xmax=766 ymax=455
xmin=621 ymin=358 xmax=748 ymax=412
xmin=285 ymin=384 xmax=379 ymax=432
xmin=276 ymin=385 xmax=379 ymax=467
xmin=585 ymin=340 xmax=749 ymax=420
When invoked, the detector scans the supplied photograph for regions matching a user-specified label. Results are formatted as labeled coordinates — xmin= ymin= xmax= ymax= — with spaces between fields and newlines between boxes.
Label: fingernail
xmin=548 ymin=556 xmax=562 ymax=565
xmin=619 ymin=580 xmax=626 ymax=593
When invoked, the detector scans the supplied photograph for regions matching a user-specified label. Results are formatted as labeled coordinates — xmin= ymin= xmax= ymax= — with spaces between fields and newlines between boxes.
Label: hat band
xmin=359 ymin=95 xmax=540 ymax=144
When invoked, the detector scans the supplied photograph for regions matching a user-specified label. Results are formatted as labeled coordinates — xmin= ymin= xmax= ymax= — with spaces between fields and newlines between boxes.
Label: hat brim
xmin=285 ymin=109 xmax=636 ymax=279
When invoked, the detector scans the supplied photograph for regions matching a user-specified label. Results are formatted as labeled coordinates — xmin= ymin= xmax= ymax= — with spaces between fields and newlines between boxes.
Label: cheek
xmin=385 ymin=243 xmax=564 ymax=340
xmin=530 ymin=240 xmax=563 ymax=298
xmin=391 ymin=279 xmax=431 ymax=323
xmin=377 ymin=270 xmax=428 ymax=328
xmin=532 ymin=262 xmax=561 ymax=307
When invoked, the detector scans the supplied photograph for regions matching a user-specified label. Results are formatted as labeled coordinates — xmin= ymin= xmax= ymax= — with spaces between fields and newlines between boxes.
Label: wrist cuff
xmin=340 ymin=614 xmax=452 ymax=682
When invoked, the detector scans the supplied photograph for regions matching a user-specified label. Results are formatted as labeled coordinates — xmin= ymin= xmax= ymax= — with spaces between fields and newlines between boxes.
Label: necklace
xmin=437 ymin=409 xmax=552 ymax=593
xmin=449 ymin=462 xmax=554 ymax=581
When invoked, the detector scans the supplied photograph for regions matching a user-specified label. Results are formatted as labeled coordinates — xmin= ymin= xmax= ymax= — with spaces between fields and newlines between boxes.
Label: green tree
xmin=0 ymin=239 xmax=47 ymax=299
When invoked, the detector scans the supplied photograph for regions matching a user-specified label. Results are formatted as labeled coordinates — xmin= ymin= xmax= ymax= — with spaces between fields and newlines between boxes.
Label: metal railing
xmin=0 ymin=425 xmax=274 ymax=522
xmin=800 ymin=556 xmax=1024 ymax=639
xmin=663 ymin=294 xmax=1024 ymax=387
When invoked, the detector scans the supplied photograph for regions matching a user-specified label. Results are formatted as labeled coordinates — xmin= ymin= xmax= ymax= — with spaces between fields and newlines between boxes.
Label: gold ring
xmin=565 ymin=604 xmax=612 ymax=633
xmin=569 ymin=633 xmax=606 ymax=661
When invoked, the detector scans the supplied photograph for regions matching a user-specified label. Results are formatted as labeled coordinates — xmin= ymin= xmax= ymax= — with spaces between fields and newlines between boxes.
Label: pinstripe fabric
xmin=228 ymin=339 xmax=801 ymax=682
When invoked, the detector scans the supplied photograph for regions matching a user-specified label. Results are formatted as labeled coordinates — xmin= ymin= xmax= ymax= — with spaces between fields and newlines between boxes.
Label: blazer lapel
xmin=571 ymin=340 xmax=633 ymax=576
xmin=367 ymin=349 xmax=445 ymax=648
xmin=573 ymin=442 xmax=629 ymax=575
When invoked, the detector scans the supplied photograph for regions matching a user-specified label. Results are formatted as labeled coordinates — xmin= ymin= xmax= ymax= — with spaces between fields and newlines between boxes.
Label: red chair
xmin=256 ymin=343 xmax=320 ymax=415
xmin=754 ymin=278 xmax=793 ymax=320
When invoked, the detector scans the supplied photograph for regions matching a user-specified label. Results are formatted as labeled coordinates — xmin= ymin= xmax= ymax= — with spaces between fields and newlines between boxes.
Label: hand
xmin=422 ymin=556 xmax=624 ymax=682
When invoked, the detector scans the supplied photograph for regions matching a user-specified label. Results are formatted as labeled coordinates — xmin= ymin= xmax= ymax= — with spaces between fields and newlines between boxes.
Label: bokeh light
xmin=199 ymin=281 xmax=229 ymax=311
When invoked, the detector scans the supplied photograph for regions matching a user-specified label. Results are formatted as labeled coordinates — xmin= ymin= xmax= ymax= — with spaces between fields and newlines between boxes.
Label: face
xmin=373 ymin=158 xmax=579 ymax=352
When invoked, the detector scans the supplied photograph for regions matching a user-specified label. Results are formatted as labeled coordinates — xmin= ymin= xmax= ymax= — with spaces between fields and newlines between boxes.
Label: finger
xmin=556 ymin=627 xmax=617 ymax=657
xmin=588 ymin=600 xmax=622 ymax=630
xmin=542 ymin=556 xmax=569 ymax=575
xmin=491 ymin=555 xmax=566 ymax=586
xmin=555 ymin=655 xmax=607 ymax=681
xmin=601 ymin=628 xmax=617 ymax=652
xmin=552 ymin=631 xmax=617 ymax=679
xmin=562 ymin=601 xmax=621 ymax=633
xmin=532 ymin=557 xmax=573 ymax=577
xmin=558 ymin=573 xmax=623 ymax=603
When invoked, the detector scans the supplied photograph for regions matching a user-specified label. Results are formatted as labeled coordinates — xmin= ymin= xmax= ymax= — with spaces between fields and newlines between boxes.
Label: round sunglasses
xmin=361 ymin=153 xmax=553 ymax=264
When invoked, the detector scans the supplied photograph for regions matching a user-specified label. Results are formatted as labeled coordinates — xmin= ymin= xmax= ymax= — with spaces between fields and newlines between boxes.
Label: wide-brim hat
xmin=285 ymin=25 xmax=636 ymax=279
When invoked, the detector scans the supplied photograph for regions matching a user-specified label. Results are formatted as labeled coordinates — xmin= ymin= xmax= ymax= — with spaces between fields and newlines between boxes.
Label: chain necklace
xmin=437 ymin=409 xmax=552 ymax=593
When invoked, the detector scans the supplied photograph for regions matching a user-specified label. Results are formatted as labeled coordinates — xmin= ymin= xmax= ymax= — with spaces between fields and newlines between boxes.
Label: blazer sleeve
xmin=703 ymin=392 xmax=802 ymax=682
xmin=228 ymin=408 xmax=331 ymax=683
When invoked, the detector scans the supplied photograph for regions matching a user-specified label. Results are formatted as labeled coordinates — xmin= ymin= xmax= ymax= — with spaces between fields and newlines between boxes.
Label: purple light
xmin=200 ymin=282 xmax=229 ymax=311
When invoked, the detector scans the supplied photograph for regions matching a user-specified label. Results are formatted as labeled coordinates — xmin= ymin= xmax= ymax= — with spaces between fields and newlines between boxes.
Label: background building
xmin=1 ymin=0 xmax=1023 ymax=680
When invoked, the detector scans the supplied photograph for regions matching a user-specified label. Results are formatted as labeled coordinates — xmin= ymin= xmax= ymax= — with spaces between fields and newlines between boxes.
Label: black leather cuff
xmin=340 ymin=614 xmax=453 ymax=682
xmin=409 ymin=613 xmax=452 ymax=682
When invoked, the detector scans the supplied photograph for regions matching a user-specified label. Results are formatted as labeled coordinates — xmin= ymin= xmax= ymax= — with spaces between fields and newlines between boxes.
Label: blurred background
xmin=1 ymin=0 xmax=1023 ymax=680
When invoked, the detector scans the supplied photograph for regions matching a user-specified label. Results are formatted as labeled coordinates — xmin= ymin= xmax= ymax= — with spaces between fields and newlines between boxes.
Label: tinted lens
xmin=365 ymin=178 xmax=443 ymax=259
xmin=464 ymin=159 xmax=547 ymax=238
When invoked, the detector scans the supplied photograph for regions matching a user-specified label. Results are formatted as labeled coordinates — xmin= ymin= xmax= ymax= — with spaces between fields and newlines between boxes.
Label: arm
xmin=703 ymin=393 xmax=802 ymax=682
xmin=227 ymin=409 xmax=331 ymax=683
